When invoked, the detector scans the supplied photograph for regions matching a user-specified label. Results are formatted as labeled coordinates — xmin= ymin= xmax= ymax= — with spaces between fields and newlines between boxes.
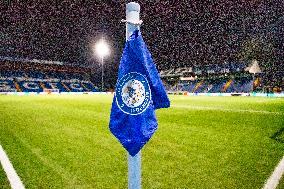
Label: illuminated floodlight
xmin=95 ymin=39 xmax=110 ymax=58
xmin=92 ymin=39 xmax=110 ymax=92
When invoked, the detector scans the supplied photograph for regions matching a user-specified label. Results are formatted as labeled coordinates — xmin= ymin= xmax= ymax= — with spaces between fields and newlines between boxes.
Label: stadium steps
xmin=253 ymin=78 xmax=261 ymax=87
xmin=81 ymin=83 xmax=90 ymax=92
xmin=227 ymin=81 xmax=238 ymax=93
xmin=13 ymin=81 xmax=22 ymax=92
xmin=61 ymin=82 xmax=71 ymax=92
xmin=195 ymin=81 xmax=208 ymax=93
xmin=192 ymin=80 xmax=203 ymax=93
xmin=222 ymin=79 xmax=233 ymax=92
xmin=40 ymin=82 xmax=46 ymax=90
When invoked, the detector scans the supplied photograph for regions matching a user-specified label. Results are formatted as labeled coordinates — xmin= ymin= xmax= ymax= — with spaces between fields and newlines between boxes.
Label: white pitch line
xmin=0 ymin=145 xmax=25 ymax=189
xmin=263 ymin=156 xmax=284 ymax=189
xmin=172 ymin=105 xmax=283 ymax=115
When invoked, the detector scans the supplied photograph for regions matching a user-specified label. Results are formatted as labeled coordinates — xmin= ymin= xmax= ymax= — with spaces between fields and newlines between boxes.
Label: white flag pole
xmin=124 ymin=2 xmax=142 ymax=189
xmin=128 ymin=151 xmax=141 ymax=189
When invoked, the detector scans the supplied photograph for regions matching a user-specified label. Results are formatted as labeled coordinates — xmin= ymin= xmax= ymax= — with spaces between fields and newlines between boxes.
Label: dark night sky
xmin=0 ymin=0 xmax=283 ymax=73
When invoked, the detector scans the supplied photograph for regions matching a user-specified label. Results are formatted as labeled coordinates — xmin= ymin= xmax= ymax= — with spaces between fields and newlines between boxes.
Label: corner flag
xmin=109 ymin=30 xmax=170 ymax=156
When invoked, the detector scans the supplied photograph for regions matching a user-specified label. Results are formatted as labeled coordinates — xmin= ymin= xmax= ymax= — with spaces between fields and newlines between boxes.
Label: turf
xmin=278 ymin=178 xmax=284 ymax=189
xmin=0 ymin=94 xmax=283 ymax=188
xmin=0 ymin=165 xmax=10 ymax=189
xmin=272 ymin=127 xmax=284 ymax=143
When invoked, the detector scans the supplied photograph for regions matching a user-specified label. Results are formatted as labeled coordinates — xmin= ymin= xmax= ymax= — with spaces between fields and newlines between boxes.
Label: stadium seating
xmin=0 ymin=60 xmax=98 ymax=93
xmin=0 ymin=79 xmax=16 ymax=92
xmin=161 ymin=60 xmax=283 ymax=93
xmin=176 ymin=78 xmax=255 ymax=93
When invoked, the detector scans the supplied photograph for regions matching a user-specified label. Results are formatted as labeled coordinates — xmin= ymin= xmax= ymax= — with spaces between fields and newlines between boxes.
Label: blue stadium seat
xmin=0 ymin=79 xmax=16 ymax=91
xmin=0 ymin=68 xmax=98 ymax=93
xmin=18 ymin=81 xmax=43 ymax=92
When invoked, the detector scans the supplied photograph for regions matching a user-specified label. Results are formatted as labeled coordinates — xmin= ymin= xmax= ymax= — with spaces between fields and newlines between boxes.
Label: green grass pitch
xmin=0 ymin=94 xmax=284 ymax=189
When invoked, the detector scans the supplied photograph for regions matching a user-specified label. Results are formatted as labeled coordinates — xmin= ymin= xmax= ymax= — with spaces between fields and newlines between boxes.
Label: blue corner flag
xmin=109 ymin=30 xmax=170 ymax=156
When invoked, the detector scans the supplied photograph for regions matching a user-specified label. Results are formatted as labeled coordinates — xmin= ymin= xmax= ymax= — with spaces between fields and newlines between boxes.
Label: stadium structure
xmin=160 ymin=60 xmax=283 ymax=95
xmin=0 ymin=57 xmax=98 ymax=93
xmin=0 ymin=56 xmax=283 ymax=95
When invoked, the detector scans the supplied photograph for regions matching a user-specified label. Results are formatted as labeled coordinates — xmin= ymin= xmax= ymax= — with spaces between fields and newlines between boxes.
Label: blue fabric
xmin=109 ymin=30 xmax=170 ymax=156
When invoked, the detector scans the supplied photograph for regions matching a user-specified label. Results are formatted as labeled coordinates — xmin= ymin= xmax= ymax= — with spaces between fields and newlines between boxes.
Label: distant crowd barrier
xmin=0 ymin=92 xmax=283 ymax=98
xmin=168 ymin=92 xmax=284 ymax=98
xmin=0 ymin=92 xmax=113 ymax=95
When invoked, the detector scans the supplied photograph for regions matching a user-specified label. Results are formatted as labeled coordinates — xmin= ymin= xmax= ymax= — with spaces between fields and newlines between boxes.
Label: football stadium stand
xmin=0 ymin=57 xmax=282 ymax=94
xmin=0 ymin=57 xmax=98 ymax=93
xmin=161 ymin=61 xmax=283 ymax=94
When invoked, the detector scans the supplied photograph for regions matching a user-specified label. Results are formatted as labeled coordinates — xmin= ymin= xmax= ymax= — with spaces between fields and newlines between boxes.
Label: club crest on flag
xmin=116 ymin=72 xmax=151 ymax=115
xmin=109 ymin=30 xmax=170 ymax=156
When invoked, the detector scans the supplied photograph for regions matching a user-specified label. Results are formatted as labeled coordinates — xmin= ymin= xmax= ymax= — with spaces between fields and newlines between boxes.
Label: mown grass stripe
xmin=172 ymin=104 xmax=284 ymax=115
xmin=0 ymin=95 xmax=283 ymax=188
